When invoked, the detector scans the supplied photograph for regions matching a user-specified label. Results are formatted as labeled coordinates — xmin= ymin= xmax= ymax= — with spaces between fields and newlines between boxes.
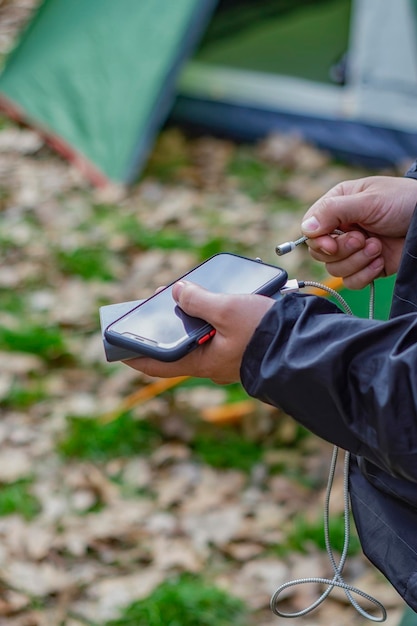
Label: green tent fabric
xmin=399 ymin=606 xmax=417 ymax=626
xmin=2 ymin=0 xmax=417 ymax=185
xmin=189 ymin=0 xmax=351 ymax=83
xmin=173 ymin=0 xmax=417 ymax=170
xmin=315 ymin=274 xmax=396 ymax=321
xmin=336 ymin=275 xmax=396 ymax=321
xmin=0 ymin=0 xmax=217 ymax=185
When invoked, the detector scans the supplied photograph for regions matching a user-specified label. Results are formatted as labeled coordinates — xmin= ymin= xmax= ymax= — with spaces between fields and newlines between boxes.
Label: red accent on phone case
xmin=197 ymin=333 xmax=211 ymax=345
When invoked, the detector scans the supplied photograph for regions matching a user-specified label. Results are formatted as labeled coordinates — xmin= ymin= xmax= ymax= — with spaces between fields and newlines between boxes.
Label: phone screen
xmin=105 ymin=254 xmax=287 ymax=359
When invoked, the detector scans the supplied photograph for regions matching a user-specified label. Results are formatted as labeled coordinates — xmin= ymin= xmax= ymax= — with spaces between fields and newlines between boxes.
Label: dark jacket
xmin=241 ymin=170 xmax=417 ymax=612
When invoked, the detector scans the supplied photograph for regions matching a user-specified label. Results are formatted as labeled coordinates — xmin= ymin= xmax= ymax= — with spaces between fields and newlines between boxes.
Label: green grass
xmin=56 ymin=246 xmax=116 ymax=281
xmin=0 ymin=380 xmax=47 ymax=409
xmin=197 ymin=236 xmax=237 ymax=260
xmin=227 ymin=151 xmax=283 ymax=200
xmin=0 ymin=113 xmax=11 ymax=129
xmin=0 ymin=324 xmax=69 ymax=361
xmin=0 ymin=288 xmax=25 ymax=315
xmin=277 ymin=512 xmax=361 ymax=556
xmin=191 ymin=425 xmax=264 ymax=472
xmin=114 ymin=214 xmax=195 ymax=252
xmin=0 ymin=186 xmax=10 ymax=211
xmin=58 ymin=412 xmax=161 ymax=461
xmin=104 ymin=573 xmax=250 ymax=626
xmin=99 ymin=210 xmax=234 ymax=260
xmin=0 ymin=479 xmax=41 ymax=520
xmin=171 ymin=379 xmax=313 ymax=473
xmin=143 ymin=128 xmax=192 ymax=182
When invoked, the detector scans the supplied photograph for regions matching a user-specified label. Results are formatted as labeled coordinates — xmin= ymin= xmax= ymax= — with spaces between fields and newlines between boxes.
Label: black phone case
xmin=104 ymin=254 xmax=287 ymax=362
xmin=100 ymin=299 xmax=144 ymax=362
xmin=105 ymin=318 xmax=214 ymax=362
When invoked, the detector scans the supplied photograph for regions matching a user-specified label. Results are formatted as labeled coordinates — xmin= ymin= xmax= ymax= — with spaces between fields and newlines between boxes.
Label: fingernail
xmin=364 ymin=241 xmax=380 ymax=258
xmin=345 ymin=235 xmax=363 ymax=252
xmin=301 ymin=216 xmax=320 ymax=233
xmin=172 ymin=281 xmax=186 ymax=300
xmin=319 ymin=247 xmax=332 ymax=256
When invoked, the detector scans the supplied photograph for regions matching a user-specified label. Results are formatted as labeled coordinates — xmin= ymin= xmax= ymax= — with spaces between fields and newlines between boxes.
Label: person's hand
xmin=301 ymin=176 xmax=417 ymax=289
xmin=125 ymin=281 xmax=275 ymax=383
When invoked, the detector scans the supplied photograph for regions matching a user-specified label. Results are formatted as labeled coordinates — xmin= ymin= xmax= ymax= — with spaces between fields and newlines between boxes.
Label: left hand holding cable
xmin=301 ymin=175 xmax=417 ymax=289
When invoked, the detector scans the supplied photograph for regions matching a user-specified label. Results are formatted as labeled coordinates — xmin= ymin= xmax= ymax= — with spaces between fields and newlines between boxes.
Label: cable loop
xmin=270 ymin=246 xmax=383 ymax=620
xmin=270 ymin=575 xmax=387 ymax=621
xmin=270 ymin=447 xmax=386 ymax=622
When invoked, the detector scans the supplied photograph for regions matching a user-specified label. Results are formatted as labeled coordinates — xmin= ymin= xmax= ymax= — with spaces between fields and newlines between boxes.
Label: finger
xmin=321 ymin=238 xmax=382 ymax=278
xmin=307 ymin=231 xmax=367 ymax=260
xmin=342 ymin=256 xmax=385 ymax=290
xmin=125 ymin=334 xmax=232 ymax=382
xmin=173 ymin=281 xmax=274 ymax=338
xmin=301 ymin=192 xmax=376 ymax=239
xmin=125 ymin=351 xmax=199 ymax=378
xmin=172 ymin=281 xmax=228 ymax=329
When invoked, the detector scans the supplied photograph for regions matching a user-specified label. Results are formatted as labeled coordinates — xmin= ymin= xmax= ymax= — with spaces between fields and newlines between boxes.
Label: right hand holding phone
xmin=125 ymin=281 xmax=275 ymax=384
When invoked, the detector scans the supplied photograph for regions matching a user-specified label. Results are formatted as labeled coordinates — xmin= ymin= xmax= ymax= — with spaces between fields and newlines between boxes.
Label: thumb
xmin=172 ymin=281 xmax=275 ymax=345
xmin=172 ymin=281 xmax=215 ymax=321
xmin=301 ymin=193 xmax=368 ymax=238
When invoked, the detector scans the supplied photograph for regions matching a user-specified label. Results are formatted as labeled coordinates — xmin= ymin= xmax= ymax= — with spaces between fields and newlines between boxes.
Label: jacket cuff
xmin=404 ymin=160 xmax=417 ymax=180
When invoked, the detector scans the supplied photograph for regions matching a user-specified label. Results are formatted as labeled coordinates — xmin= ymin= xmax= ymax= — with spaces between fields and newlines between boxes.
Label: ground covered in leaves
xmin=0 ymin=2 xmax=409 ymax=626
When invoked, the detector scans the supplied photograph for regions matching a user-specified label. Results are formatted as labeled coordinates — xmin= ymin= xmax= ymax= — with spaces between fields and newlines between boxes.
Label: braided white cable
xmin=302 ymin=280 xmax=354 ymax=315
xmin=270 ymin=447 xmax=386 ymax=621
xmin=269 ymin=276 xmax=385 ymax=621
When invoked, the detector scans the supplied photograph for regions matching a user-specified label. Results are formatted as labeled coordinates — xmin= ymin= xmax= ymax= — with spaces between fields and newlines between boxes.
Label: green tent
xmin=0 ymin=0 xmax=217 ymax=185
xmin=174 ymin=0 xmax=417 ymax=170
xmin=330 ymin=275 xmax=396 ymax=321
xmin=2 ymin=0 xmax=417 ymax=185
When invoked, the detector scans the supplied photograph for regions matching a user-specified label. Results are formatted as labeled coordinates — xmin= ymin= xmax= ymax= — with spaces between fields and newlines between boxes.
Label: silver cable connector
xmin=275 ymin=235 xmax=308 ymax=256
xmin=275 ymin=241 xmax=296 ymax=256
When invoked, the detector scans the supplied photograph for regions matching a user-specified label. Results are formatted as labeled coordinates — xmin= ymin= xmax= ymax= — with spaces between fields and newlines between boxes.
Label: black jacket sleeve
xmin=241 ymin=169 xmax=417 ymax=609
xmin=240 ymin=291 xmax=417 ymax=483
xmin=405 ymin=159 xmax=417 ymax=180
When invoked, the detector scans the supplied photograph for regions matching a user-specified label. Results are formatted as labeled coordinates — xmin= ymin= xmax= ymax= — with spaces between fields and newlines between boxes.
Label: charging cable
xmin=277 ymin=228 xmax=376 ymax=320
xmin=276 ymin=228 xmax=345 ymax=257
xmin=269 ymin=446 xmax=386 ymax=622
xmin=271 ymin=234 xmax=386 ymax=622
xmin=276 ymin=235 xmax=309 ymax=256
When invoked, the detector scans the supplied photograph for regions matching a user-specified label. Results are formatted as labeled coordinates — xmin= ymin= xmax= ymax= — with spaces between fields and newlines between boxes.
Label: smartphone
xmin=104 ymin=253 xmax=287 ymax=362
